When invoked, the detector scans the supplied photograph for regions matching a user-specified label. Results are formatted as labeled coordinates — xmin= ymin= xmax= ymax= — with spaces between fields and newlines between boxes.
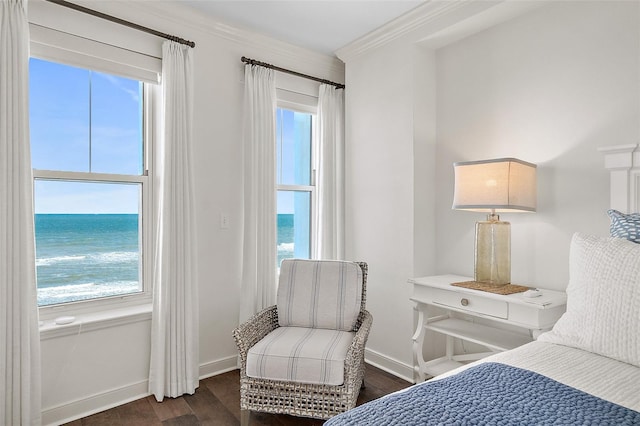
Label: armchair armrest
xmin=232 ymin=305 xmax=279 ymax=370
xmin=344 ymin=309 xmax=373 ymax=386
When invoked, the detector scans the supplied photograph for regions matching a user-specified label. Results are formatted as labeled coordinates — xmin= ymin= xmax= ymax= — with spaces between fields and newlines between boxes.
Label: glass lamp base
xmin=475 ymin=216 xmax=510 ymax=286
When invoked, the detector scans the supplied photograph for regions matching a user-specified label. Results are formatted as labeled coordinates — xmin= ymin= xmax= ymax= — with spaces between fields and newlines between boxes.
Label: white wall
xmin=344 ymin=38 xmax=429 ymax=379
xmin=340 ymin=0 xmax=639 ymax=379
xmin=435 ymin=0 xmax=639 ymax=289
xmin=32 ymin=1 xmax=344 ymax=423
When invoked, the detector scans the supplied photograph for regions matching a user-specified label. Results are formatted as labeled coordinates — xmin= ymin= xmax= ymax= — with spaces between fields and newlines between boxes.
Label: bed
xmin=326 ymin=144 xmax=640 ymax=425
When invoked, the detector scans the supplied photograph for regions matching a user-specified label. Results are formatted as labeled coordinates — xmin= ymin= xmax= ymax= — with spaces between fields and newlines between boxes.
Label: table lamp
xmin=452 ymin=158 xmax=537 ymax=286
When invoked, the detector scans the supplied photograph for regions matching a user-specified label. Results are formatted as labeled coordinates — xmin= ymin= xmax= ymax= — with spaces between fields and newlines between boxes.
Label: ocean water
xmin=36 ymin=213 xmax=297 ymax=306
xmin=277 ymin=214 xmax=295 ymax=267
xmin=35 ymin=214 xmax=141 ymax=306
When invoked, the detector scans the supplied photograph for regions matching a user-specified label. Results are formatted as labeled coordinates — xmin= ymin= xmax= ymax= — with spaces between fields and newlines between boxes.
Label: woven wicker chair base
xmin=239 ymin=369 xmax=364 ymax=419
xmin=233 ymin=262 xmax=371 ymax=420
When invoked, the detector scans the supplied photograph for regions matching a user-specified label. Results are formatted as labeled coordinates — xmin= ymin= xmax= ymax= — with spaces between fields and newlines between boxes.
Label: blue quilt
xmin=325 ymin=362 xmax=640 ymax=425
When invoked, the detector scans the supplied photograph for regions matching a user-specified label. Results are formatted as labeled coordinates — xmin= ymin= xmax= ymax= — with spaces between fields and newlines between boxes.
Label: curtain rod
xmin=44 ymin=0 xmax=195 ymax=48
xmin=241 ymin=56 xmax=345 ymax=89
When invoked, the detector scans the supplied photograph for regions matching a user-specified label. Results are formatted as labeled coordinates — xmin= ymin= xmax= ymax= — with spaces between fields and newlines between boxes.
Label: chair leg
xmin=241 ymin=409 xmax=250 ymax=426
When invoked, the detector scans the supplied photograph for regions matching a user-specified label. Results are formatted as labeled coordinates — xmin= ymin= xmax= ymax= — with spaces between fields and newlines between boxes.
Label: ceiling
xmin=180 ymin=1 xmax=425 ymax=55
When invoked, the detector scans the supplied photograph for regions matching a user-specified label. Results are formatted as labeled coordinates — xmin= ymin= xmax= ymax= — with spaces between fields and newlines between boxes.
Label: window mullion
xmin=89 ymin=70 xmax=92 ymax=173
xmin=33 ymin=169 xmax=147 ymax=184
xmin=277 ymin=184 xmax=314 ymax=192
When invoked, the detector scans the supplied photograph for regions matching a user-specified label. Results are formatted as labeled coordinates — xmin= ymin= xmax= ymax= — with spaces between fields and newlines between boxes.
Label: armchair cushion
xmin=246 ymin=326 xmax=355 ymax=386
xmin=277 ymin=259 xmax=363 ymax=331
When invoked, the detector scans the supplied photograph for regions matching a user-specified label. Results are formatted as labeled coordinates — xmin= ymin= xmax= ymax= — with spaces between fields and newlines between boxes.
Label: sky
xmin=30 ymin=58 xmax=143 ymax=214
xmin=30 ymin=58 xmax=312 ymax=215
xmin=276 ymin=109 xmax=312 ymax=215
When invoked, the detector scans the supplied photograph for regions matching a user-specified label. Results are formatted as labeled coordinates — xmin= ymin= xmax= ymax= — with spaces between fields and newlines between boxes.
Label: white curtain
xmin=0 ymin=0 xmax=42 ymax=424
xmin=315 ymin=84 xmax=345 ymax=260
xmin=149 ymin=40 xmax=198 ymax=401
xmin=239 ymin=64 xmax=277 ymax=322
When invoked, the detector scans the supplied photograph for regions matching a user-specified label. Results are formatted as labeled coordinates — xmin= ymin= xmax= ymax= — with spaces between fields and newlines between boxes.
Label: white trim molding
xmin=39 ymin=304 xmax=152 ymax=340
xmin=336 ymin=0 xmax=545 ymax=62
xmin=365 ymin=348 xmax=415 ymax=384
xmin=199 ymin=355 xmax=239 ymax=380
xmin=42 ymin=379 xmax=149 ymax=426
xmin=599 ymin=144 xmax=640 ymax=214
xmin=336 ymin=0 xmax=470 ymax=60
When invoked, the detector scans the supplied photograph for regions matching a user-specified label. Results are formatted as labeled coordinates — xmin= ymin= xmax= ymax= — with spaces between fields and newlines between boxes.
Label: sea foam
xmin=37 ymin=281 xmax=141 ymax=306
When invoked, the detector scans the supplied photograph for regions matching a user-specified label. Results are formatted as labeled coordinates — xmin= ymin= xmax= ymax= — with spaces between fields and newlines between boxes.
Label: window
xmin=30 ymin=57 xmax=153 ymax=307
xmin=276 ymin=107 xmax=315 ymax=267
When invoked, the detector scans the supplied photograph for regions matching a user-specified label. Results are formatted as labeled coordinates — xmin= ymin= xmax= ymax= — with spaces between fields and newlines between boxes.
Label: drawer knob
xmin=460 ymin=298 xmax=469 ymax=307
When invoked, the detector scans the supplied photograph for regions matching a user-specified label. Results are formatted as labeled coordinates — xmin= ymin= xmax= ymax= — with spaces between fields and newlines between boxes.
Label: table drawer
xmin=431 ymin=288 xmax=508 ymax=319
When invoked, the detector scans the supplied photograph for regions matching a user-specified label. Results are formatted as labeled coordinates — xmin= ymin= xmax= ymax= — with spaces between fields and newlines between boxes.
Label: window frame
xmin=31 ymin=56 xmax=157 ymax=319
xmin=276 ymin=98 xmax=318 ymax=263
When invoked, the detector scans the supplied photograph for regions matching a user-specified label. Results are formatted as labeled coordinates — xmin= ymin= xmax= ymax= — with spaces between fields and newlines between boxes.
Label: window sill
xmin=39 ymin=303 xmax=152 ymax=340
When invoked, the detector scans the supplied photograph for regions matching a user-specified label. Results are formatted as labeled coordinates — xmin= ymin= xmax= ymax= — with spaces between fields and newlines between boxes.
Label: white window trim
xmin=28 ymin=0 xmax=162 ymax=84
xmin=276 ymin=97 xmax=318 ymax=261
xmin=30 ymin=23 xmax=161 ymax=84
xmin=31 ymin=55 xmax=159 ymax=323
xmin=39 ymin=304 xmax=152 ymax=340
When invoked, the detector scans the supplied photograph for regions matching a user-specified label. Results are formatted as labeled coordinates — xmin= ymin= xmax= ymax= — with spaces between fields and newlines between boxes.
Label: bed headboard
xmin=600 ymin=144 xmax=640 ymax=214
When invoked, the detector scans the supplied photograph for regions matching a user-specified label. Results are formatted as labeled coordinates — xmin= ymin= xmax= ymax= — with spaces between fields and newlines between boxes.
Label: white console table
xmin=410 ymin=274 xmax=567 ymax=382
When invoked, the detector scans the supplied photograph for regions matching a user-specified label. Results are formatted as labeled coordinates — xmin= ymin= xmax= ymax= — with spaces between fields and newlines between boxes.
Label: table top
xmin=409 ymin=274 xmax=567 ymax=310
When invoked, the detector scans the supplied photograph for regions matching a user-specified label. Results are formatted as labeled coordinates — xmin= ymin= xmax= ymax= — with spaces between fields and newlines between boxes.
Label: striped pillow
xmin=608 ymin=209 xmax=640 ymax=243
xmin=277 ymin=259 xmax=363 ymax=331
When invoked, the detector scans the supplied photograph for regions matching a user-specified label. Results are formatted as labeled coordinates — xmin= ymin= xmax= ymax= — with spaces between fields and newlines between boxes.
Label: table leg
xmin=412 ymin=304 xmax=427 ymax=382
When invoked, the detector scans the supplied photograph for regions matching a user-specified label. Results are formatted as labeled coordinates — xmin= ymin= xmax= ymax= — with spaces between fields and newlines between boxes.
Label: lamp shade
xmin=452 ymin=158 xmax=537 ymax=213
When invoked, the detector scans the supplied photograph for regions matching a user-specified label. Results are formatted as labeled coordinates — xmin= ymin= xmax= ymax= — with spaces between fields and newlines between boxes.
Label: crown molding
xmin=114 ymin=1 xmax=345 ymax=83
xmin=336 ymin=0 xmax=474 ymax=61
xmin=599 ymin=144 xmax=639 ymax=170
xmin=335 ymin=0 xmax=548 ymax=62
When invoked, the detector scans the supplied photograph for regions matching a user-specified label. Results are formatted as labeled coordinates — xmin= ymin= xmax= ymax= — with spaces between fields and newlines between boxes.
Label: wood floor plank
xmin=362 ymin=366 xmax=410 ymax=394
xmin=243 ymin=410 xmax=289 ymax=426
xmin=269 ymin=413 xmax=324 ymax=426
xmin=183 ymin=384 xmax=239 ymax=425
xmin=148 ymin=394 xmax=194 ymax=421
xmin=203 ymin=370 xmax=242 ymax=420
xmin=112 ymin=398 xmax=162 ymax=426
xmin=161 ymin=414 xmax=201 ymax=426
xmin=79 ymin=408 xmax=122 ymax=425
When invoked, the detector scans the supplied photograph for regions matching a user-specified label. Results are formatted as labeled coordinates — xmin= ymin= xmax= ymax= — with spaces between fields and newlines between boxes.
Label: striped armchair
xmin=233 ymin=259 xmax=372 ymax=420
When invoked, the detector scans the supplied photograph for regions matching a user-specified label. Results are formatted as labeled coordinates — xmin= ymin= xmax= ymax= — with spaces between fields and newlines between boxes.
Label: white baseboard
xmin=42 ymin=355 xmax=240 ymax=426
xmin=199 ymin=355 xmax=239 ymax=379
xmin=42 ymin=380 xmax=149 ymax=426
xmin=365 ymin=348 xmax=415 ymax=383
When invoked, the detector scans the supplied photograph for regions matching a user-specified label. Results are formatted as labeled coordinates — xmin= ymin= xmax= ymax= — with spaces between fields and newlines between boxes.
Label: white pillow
xmin=538 ymin=233 xmax=640 ymax=367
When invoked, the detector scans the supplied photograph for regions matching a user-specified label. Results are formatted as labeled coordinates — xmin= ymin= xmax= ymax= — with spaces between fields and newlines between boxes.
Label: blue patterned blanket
xmin=325 ymin=362 xmax=640 ymax=425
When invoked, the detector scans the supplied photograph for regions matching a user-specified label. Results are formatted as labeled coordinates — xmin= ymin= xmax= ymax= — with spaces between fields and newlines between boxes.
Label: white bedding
xmin=432 ymin=340 xmax=640 ymax=412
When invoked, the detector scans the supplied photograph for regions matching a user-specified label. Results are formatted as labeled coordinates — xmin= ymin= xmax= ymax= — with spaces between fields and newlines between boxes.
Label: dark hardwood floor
xmin=63 ymin=364 xmax=412 ymax=425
